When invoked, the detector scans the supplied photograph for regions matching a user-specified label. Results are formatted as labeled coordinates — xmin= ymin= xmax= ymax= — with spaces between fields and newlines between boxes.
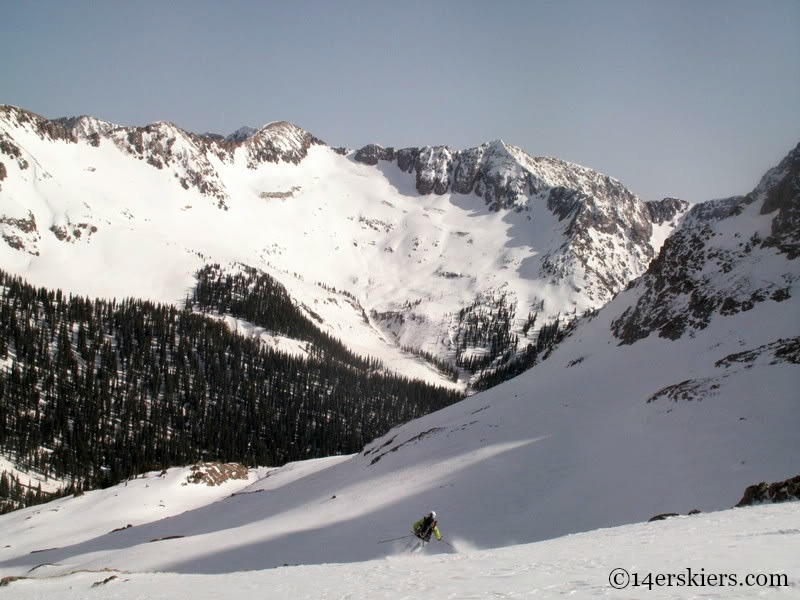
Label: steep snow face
xmin=0 ymin=104 xmax=685 ymax=385
xmin=356 ymin=139 xmax=689 ymax=308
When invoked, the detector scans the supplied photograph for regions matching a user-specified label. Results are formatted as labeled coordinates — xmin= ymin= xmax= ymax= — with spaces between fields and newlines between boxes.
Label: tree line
xmin=190 ymin=264 xmax=383 ymax=371
xmin=453 ymin=292 xmax=519 ymax=373
xmin=471 ymin=318 xmax=562 ymax=391
xmin=0 ymin=268 xmax=463 ymax=509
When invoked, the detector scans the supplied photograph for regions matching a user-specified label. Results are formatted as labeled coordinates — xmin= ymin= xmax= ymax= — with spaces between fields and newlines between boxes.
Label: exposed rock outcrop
xmin=353 ymin=144 xmax=395 ymax=165
xmin=736 ymin=475 xmax=800 ymax=506
xmin=185 ymin=463 xmax=249 ymax=486
xmin=646 ymin=197 xmax=690 ymax=224
xmin=244 ymin=121 xmax=324 ymax=168
xmin=760 ymin=142 xmax=800 ymax=259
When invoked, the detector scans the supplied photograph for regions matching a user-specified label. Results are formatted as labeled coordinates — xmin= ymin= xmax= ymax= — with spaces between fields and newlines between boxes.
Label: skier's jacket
xmin=412 ymin=515 xmax=442 ymax=541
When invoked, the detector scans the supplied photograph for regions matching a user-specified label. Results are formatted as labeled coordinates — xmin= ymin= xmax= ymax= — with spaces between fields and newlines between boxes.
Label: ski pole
xmin=378 ymin=534 xmax=416 ymax=544
xmin=439 ymin=539 xmax=455 ymax=549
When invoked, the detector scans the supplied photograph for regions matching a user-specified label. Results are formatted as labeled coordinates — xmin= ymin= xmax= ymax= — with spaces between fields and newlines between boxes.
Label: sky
xmin=1 ymin=0 xmax=799 ymax=202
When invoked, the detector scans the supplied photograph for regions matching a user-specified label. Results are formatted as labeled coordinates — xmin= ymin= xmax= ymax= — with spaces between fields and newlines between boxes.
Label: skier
xmin=412 ymin=511 xmax=442 ymax=543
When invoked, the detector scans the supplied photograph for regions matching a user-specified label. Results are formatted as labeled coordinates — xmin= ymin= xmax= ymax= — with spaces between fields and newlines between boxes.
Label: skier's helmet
xmin=429 ymin=511 xmax=436 ymax=519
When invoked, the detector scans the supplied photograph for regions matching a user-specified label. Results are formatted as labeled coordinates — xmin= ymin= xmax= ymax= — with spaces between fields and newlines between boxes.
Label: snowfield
xmin=0 ymin=477 xmax=797 ymax=598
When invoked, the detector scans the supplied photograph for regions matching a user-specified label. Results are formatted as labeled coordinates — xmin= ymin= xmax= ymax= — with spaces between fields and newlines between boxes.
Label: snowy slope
xmin=0 ymin=144 xmax=796 ymax=578
xmin=0 ymin=105 xmax=687 ymax=386
xmin=1 ymin=497 xmax=797 ymax=598
xmin=0 ymin=464 xmax=272 ymax=558
xmin=0 ymin=457 xmax=64 ymax=495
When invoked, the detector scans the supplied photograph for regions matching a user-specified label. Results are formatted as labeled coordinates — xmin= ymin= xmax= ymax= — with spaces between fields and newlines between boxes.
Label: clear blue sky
xmin=2 ymin=0 xmax=799 ymax=201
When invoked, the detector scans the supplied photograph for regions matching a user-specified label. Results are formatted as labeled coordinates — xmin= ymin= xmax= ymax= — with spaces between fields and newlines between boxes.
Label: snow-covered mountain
xmin=0 ymin=104 xmax=687 ymax=385
xmin=613 ymin=142 xmax=800 ymax=344
xmin=0 ymin=104 xmax=797 ymax=594
xmin=200 ymin=126 xmax=259 ymax=144
xmin=354 ymin=141 xmax=687 ymax=306
xmin=0 ymin=137 xmax=796 ymax=583
xmin=54 ymin=115 xmax=120 ymax=140
xmin=224 ymin=125 xmax=258 ymax=143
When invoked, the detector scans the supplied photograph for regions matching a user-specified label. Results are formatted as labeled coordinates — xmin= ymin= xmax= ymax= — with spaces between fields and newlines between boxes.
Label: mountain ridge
xmin=0 ymin=102 xmax=690 ymax=382
xmin=612 ymin=141 xmax=800 ymax=344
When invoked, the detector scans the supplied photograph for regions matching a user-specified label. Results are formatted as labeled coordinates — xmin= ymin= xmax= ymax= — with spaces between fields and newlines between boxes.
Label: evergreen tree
xmin=0 ymin=268 xmax=464 ymax=513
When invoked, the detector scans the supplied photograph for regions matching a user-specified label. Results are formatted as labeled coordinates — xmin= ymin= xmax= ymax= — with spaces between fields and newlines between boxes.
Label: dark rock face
xmin=648 ymin=509 xmax=701 ymax=522
xmin=646 ymin=197 xmax=690 ymax=225
xmin=611 ymin=206 xmax=727 ymax=344
xmin=395 ymin=147 xmax=419 ymax=173
xmin=450 ymin=146 xmax=483 ymax=195
xmin=736 ymin=475 xmax=800 ymax=506
xmin=54 ymin=116 xmax=82 ymax=130
xmin=377 ymin=141 xmax=657 ymax=228
xmin=2 ymin=106 xmax=72 ymax=143
xmin=648 ymin=512 xmax=680 ymax=522
xmin=760 ymin=142 xmax=800 ymax=259
xmin=714 ymin=337 xmax=800 ymax=368
xmin=0 ymin=210 xmax=40 ymax=255
xmin=414 ymin=146 xmax=452 ymax=195
xmin=540 ymin=171 xmax=657 ymax=302
xmin=353 ymin=144 xmax=395 ymax=165
xmin=0 ymin=131 xmax=23 ymax=162
xmin=558 ymin=175 xmax=652 ymax=244
xmin=384 ymin=142 xmax=530 ymax=207
xmin=611 ymin=201 xmax=753 ymax=343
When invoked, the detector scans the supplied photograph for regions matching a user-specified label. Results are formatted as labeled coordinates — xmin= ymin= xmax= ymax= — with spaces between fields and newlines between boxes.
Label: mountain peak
xmin=613 ymin=142 xmax=800 ymax=344
xmin=346 ymin=135 xmax=690 ymax=306
xmin=1 ymin=105 xmax=74 ymax=143
xmin=243 ymin=120 xmax=324 ymax=167
xmin=225 ymin=126 xmax=257 ymax=143
xmin=484 ymin=139 xmax=510 ymax=152
xmin=55 ymin=115 xmax=120 ymax=138
xmin=257 ymin=120 xmax=309 ymax=136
